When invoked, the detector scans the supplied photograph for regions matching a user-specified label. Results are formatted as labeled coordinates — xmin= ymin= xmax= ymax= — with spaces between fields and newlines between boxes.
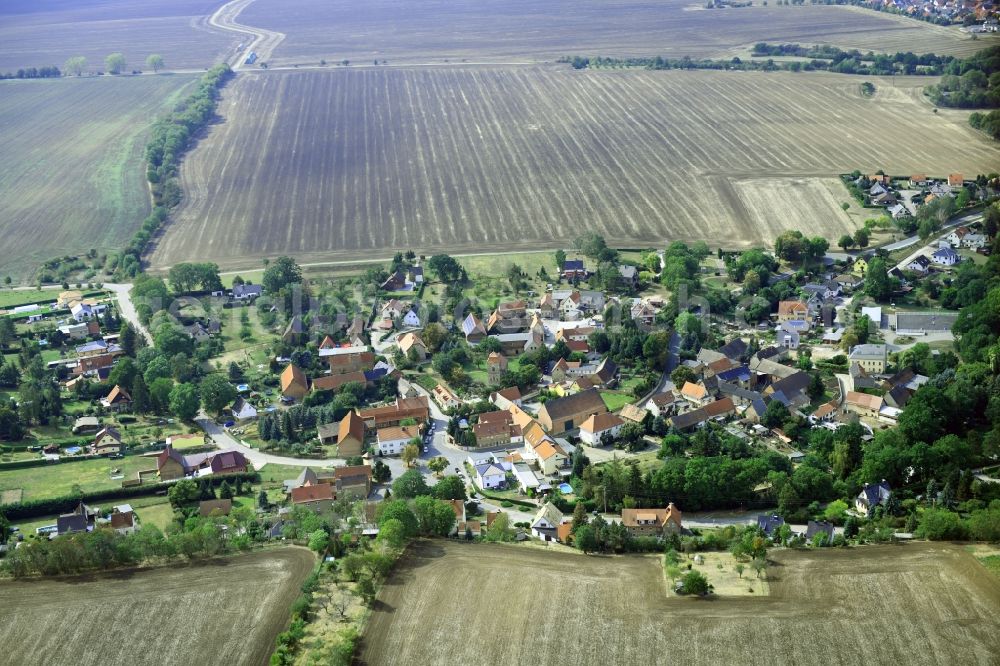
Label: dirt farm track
xmin=358 ymin=541 xmax=1000 ymax=666
xmin=0 ymin=548 xmax=315 ymax=666
xmin=149 ymin=67 xmax=1000 ymax=270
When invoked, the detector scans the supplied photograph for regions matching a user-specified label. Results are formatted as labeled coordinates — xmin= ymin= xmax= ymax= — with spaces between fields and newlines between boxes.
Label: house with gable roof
xmin=855 ymin=481 xmax=891 ymax=516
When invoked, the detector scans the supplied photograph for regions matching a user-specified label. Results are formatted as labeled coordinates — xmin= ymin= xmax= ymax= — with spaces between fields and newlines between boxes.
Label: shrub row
xmin=114 ymin=63 xmax=232 ymax=278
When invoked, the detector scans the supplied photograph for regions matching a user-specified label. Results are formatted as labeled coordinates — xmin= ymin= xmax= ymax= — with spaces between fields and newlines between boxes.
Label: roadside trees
xmin=105 ymin=52 xmax=126 ymax=74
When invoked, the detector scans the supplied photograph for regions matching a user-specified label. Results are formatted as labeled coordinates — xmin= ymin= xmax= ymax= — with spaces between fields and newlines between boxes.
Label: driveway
xmin=104 ymin=282 xmax=153 ymax=344
xmin=196 ymin=413 xmax=345 ymax=470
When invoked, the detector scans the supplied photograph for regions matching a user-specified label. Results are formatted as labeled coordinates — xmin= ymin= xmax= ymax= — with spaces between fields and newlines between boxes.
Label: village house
xmin=906 ymin=255 xmax=932 ymax=274
xmin=311 ymin=371 xmax=369 ymax=394
xmin=493 ymin=331 xmax=542 ymax=356
xmin=855 ymin=481 xmax=892 ymax=516
xmin=375 ymin=425 xmax=421 ymax=456
xmin=232 ymin=284 xmax=262 ymax=301
xmin=757 ymin=513 xmax=784 ymax=538
xmin=336 ymin=411 xmax=365 ymax=458
xmin=57 ymin=502 xmax=96 ymax=535
xmin=320 ymin=346 xmax=375 ymax=375
xmin=432 ymin=384 xmax=461 ymax=410
xmin=280 ymin=364 xmax=309 ymax=399
xmin=579 ymin=412 xmax=625 ymax=446
xmin=156 ymin=447 xmax=248 ymax=481
xmin=72 ymin=416 xmax=101 ymax=434
xmin=561 ymin=259 xmax=589 ymax=281
xmin=230 ymin=396 xmax=257 ymax=422
xmin=931 ymin=246 xmax=959 ymax=266
xmin=475 ymin=461 xmax=510 ymax=489
xmin=334 ymin=465 xmax=373 ymax=500
xmin=100 ymin=385 xmax=132 ymax=412
xmin=397 ymin=332 xmax=427 ymax=361
xmin=291 ymin=484 xmax=334 ymax=513
xmin=947 ymin=172 xmax=964 ymax=188
xmin=849 ymin=344 xmax=888 ymax=374
xmin=487 ymin=300 xmax=528 ymax=333
xmin=461 ymin=313 xmax=487 ymax=343
xmin=619 ymin=403 xmax=649 ymax=427
xmin=620 ymin=503 xmax=683 ymax=538
xmin=669 ymin=397 xmax=736 ymax=431
xmin=90 ymin=427 xmax=122 ymax=455
xmin=550 ymin=357 xmax=584 ymax=384
xmin=490 ymin=386 xmax=523 ymax=409
xmin=806 ymin=520 xmax=835 ymax=544
xmin=199 ymin=499 xmax=232 ymax=517
xmin=531 ymin=503 xmax=568 ymax=542
xmin=776 ymin=300 xmax=809 ymax=323
xmin=537 ymin=387 xmax=608 ymax=434
xmin=843 ymin=391 xmax=884 ymax=419
xmin=357 ymin=396 xmax=430 ymax=429
xmin=646 ymin=392 xmax=677 ymax=418
xmin=109 ymin=505 xmax=138 ymax=536
xmin=679 ymin=381 xmax=712 ymax=406
xmin=472 ymin=410 xmax=522 ymax=447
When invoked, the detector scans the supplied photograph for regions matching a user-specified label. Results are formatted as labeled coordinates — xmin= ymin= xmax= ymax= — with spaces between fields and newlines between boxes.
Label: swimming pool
xmin=558 ymin=482 xmax=574 ymax=494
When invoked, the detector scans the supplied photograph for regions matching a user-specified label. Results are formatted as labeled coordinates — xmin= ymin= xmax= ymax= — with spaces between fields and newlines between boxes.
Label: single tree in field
xmin=64 ymin=56 xmax=87 ymax=76
xmin=838 ymin=235 xmax=854 ymax=252
xmin=146 ymin=54 xmax=164 ymax=73
xmin=735 ymin=563 xmax=745 ymax=579
xmin=682 ymin=570 xmax=710 ymax=595
xmin=105 ymin=52 xmax=126 ymax=75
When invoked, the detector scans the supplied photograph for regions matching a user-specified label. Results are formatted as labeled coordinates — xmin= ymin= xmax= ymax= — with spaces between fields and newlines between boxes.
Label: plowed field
xmin=148 ymin=67 xmax=1000 ymax=270
xmin=0 ymin=548 xmax=315 ymax=666
xmin=239 ymin=0 xmax=993 ymax=66
xmin=358 ymin=541 xmax=1000 ymax=666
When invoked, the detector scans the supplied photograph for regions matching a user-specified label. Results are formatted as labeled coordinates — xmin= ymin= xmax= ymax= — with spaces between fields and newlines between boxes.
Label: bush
xmin=917 ymin=508 xmax=968 ymax=541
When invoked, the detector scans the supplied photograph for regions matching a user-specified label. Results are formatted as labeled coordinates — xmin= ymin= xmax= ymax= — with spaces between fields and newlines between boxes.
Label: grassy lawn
xmin=0 ymin=454 xmax=158 ymax=501
xmin=136 ymin=500 xmax=177 ymax=531
xmin=600 ymin=390 xmax=634 ymax=412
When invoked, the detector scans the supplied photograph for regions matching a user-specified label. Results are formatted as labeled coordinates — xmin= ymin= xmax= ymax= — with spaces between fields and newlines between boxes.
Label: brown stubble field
xmin=148 ymin=67 xmax=1000 ymax=271
xmin=0 ymin=0 xmax=239 ymax=73
xmin=240 ymin=0 xmax=995 ymax=66
xmin=358 ymin=541 xmax=1000 ymax=666
xmin=0 ymin=548 xmax=315 ymax=666
xmin=0 ymin=75 xmax=195 ymax=279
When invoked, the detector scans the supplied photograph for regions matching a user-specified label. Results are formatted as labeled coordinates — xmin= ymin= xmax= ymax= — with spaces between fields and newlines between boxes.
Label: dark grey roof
xmin=717 ymin=382 xmax=761 ymax=402
xmin=895 ymin=312 xmax=958 ymax=332
xmin=769 ymin=371 xmax=810 ymax=397
xmin=757 ymin=514 xmax=784 ymax=536
xmin=540 ymin=388 xmax=606 ymax=421
xmin=806 ymin=520 xmax=835 ymax=541
xmin=718 ymin=338 xmax=748 ymax=361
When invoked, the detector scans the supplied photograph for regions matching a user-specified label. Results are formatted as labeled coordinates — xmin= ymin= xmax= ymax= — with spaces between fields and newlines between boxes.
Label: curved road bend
xmin=208 ymin=0 xmax=286 ymax=70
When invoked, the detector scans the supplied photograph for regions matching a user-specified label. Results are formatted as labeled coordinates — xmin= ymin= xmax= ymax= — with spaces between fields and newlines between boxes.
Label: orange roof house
xmin=280 ymin=364 xmax=309 ymax=399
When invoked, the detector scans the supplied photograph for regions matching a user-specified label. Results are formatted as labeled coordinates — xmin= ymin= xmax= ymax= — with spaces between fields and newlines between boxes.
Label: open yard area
xmin=0 ymin=455 xmax=158 ymax=502
xmin=0 ymin=0 xmax=238 ymax=74
xmin=359 ymin=540 xmax=1000 ymax=665
xmin=148 ymin=67 xmax=999 ymax=271
xmin=0 ymin=75 xmax=194 ymax=280
xmin=240 ymin=0 xmax=993 ymax=66
xmin=0 ymin=548 xmax=315 ymax=666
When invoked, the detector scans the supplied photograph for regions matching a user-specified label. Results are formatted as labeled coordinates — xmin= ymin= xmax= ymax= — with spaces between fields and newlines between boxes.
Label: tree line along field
xmin=0 ymin=548 xmax=314 ymax=666
xmin=147 ymin=67 xmax=1000 ymax=271
xmin=0 ymin=0 xmax=239 ymax=74
xmin=0 ymin=75 xmax=195 ymax=279
xmin=239 ymin=0 xmax=992 ymax=66
xmin=359 ymin=541 xmax=1000 ymax=665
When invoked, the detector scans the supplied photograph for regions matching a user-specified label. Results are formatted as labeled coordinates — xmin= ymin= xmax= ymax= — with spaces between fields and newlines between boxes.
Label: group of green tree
xmin=167 ymin=262 xmax=224 ymax=293
xmin=0 ymin=66 xmax=60 ymax=80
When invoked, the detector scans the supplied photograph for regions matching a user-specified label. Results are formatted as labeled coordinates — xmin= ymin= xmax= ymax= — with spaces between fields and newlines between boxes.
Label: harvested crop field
xmin=0 ymin=548 xmax=314 ymax=666
xmin=0 ymin=0 xmax=239 ymax=74
xmin=240 ymin=0 xmax=992 ymax=65
xmin=359 ymin=541 xmax=1000 ymax=665
xmin=149 ymin=67 xmax=1000 ymax=270
xmin=0 ymin=75 xmax=194 ymax=279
